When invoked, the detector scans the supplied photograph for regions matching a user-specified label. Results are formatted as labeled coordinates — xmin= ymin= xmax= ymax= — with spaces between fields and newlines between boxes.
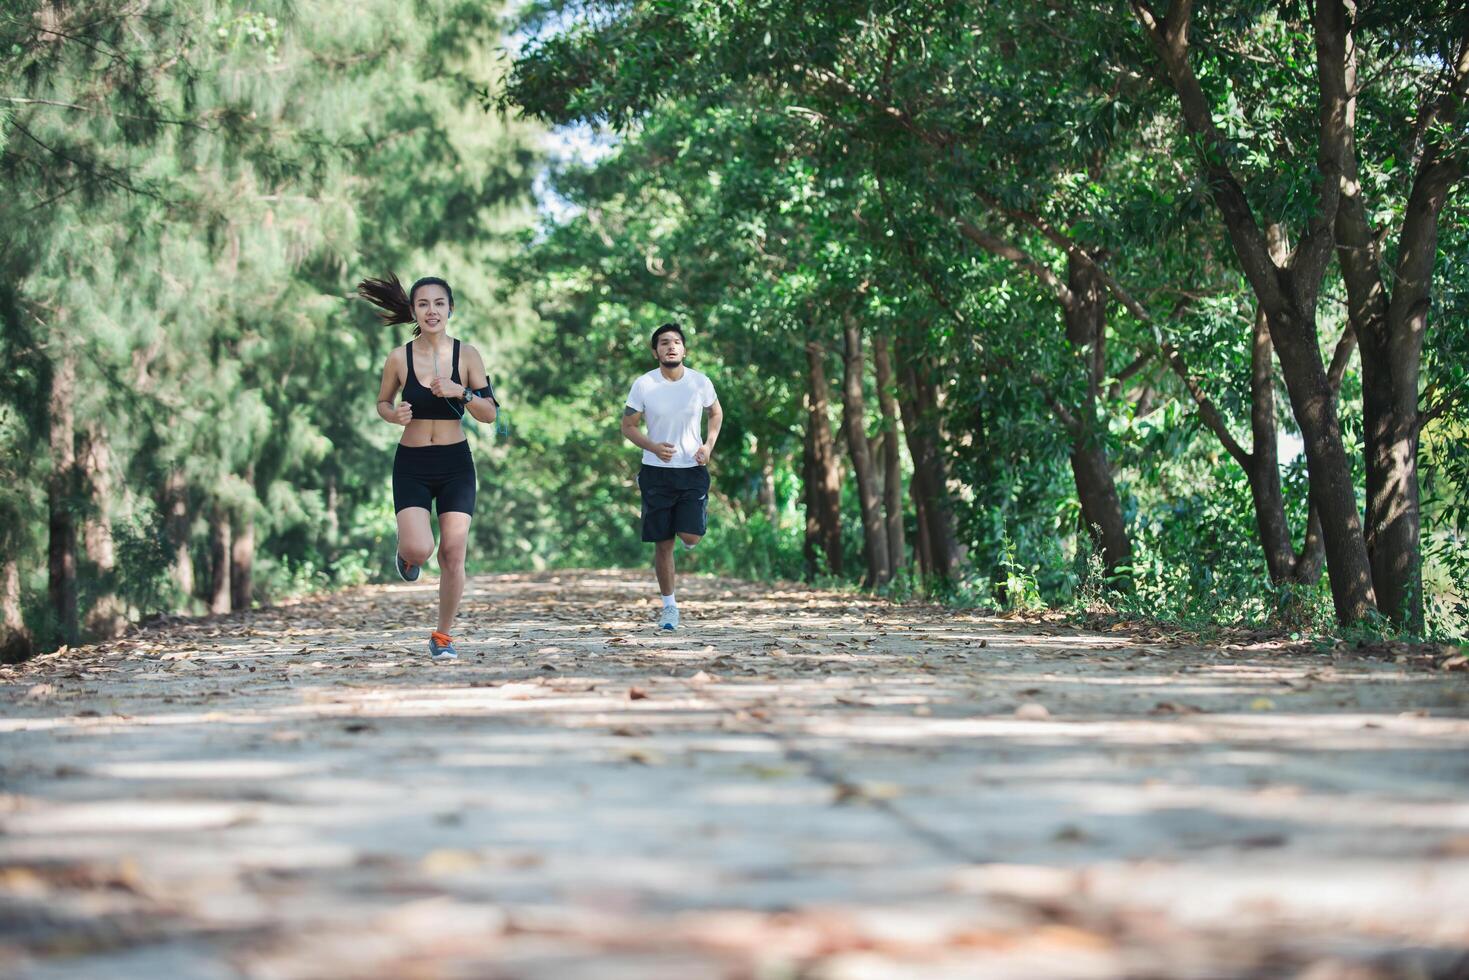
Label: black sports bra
xmin=402 ymin=339 xmax=463 ymax=421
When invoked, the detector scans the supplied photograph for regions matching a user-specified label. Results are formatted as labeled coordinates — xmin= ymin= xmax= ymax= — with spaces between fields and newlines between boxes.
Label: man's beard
xmin=661 ymin=357 xmax=682 ymax=368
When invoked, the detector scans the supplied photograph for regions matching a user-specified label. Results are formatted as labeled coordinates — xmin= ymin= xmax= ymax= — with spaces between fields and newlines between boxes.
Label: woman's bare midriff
xmin=399 ymin=418 xmax=467 ymax=447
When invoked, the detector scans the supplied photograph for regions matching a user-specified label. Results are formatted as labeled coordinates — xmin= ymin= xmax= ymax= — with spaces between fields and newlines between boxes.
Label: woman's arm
xmin=460 ymin=344 xmax=498 ymax=425
xmin=376 ymin=348 xmax=412 ymax=425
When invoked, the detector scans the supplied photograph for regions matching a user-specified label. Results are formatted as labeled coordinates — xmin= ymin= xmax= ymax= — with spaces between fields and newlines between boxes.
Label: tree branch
xmin=1325 ymin=324 xmax=1356 ymax=396
xmin=802 ymin=61 xmax=1166 ymax=333
xmin=936 ymin=203 xmax=1074 ymax=308
xmin=1160 ymin=341 xmax=1251 ymax=468
xmin=1108 ymin=350 xmax=1155 ymax=398
xmin=1406 ymin=35 xmax=1469 ymax=179
xmin=1293 ymin=0 xmax=1352 ymax=295
xmin=1387 ymin=38 xmax=1469 ymax=341
xmin=970 ymin=188 xmax=1163 ymax=329
xmin=1 ymin=95 xmax=210 ymax=130
xmin=878 ymin=174 xmax=1081 ymax=437
xmin=1129 ymin=0 xmax=1288 ymax=318
xmin=9 ymin=119 xmax=170 ymax=203
xmin=1418 ymin=388 xmax=1460 ymax=433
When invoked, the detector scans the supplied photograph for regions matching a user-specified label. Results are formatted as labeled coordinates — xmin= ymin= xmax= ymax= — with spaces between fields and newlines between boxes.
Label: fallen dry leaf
xmin=1150 ymin=701 xmax=1205 ymax=715
xmin=420 ymin=849 xmax=481 ymax=875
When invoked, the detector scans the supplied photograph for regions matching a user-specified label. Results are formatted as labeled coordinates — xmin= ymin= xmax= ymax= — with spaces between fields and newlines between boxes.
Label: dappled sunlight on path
xmin=3 ymin=570 xmax=1467 ymax=978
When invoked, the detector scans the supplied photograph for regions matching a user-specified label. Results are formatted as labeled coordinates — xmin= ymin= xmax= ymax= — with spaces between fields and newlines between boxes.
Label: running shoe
xmin=428 ymin=631 xmax=458 ymax=660
xmin=395 ymin=552 xmax=420 ymax=583
xmin=658 ymin=606 xmax=680 ymax=631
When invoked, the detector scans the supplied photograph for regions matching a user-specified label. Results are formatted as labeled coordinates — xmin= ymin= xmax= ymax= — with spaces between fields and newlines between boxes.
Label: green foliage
xmin=995 ymin=535 xmax=1045 ymax=613
xmin=4 ymin=0 xmax=1466 ymax=653
xmin=1 ymin=0 xmax=542 ymax=649
xmin=499 ymin=0 xmax=1469 ymax=642
xmin=108 ymin=510 xmax=181 ymax=619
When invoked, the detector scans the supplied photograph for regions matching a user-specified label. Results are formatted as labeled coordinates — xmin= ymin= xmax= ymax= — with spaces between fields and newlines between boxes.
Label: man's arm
xmin=695 ymin=399 xmax=723 ymax=464
xmin=621 ymin=406 xmax=675 ymax=461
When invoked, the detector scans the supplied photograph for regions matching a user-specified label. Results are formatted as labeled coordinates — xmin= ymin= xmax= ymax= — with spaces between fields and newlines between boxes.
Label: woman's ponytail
xmin=357 ymin=273 xmax=415 ymax=330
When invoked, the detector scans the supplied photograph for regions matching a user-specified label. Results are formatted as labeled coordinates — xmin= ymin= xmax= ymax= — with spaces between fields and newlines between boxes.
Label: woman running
xmin=359 ymin=274 xmax=499 ymax=661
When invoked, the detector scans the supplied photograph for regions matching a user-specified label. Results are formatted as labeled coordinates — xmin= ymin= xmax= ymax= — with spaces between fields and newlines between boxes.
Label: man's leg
xmin=675 ymin=467 xmax=710 ymax=552
xmin=655 ymin=537 xmax=676 ymax=595
xmin=641 ymin=465 xmax=680 ymax=625
xmin=654 ymin=538 xmax=680 ymax=629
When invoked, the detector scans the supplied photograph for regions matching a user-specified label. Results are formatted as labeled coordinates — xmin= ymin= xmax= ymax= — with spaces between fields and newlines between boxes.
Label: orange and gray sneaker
xmin=395 ymin=552 xmax=420 ymax=582
xmin=428 ymin=631 xmax=458 ymax=661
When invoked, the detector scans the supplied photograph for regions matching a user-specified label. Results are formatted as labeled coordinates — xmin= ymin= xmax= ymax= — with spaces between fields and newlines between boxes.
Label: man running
xmin=621 ymin=322 xmax=723 ymax=631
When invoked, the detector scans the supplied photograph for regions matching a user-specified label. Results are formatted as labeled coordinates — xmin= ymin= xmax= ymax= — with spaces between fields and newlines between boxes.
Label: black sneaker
xmin=395 ymin=552 xmax=420 ymax=582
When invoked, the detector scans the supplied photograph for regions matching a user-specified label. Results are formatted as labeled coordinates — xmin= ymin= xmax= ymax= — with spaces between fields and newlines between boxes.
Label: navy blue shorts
xmin=393 ymin=442 xmax=476 ymax=516
xmin=639 ymin=464 xmax=709 ymax=542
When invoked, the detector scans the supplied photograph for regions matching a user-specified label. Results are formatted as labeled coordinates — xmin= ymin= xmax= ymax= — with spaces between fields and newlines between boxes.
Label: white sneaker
xmin=658 ymin=606 xmax=680 ymax=631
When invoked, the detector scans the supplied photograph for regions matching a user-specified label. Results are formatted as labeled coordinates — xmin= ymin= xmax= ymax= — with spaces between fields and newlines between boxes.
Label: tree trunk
xmin=325 ymin=471 xmax=341 ymax=567
xmin=1062 ymin=253 xmax=1132 ymax=579
xmin=804 ymin=341 xmax=844 ymax=577
xmin=1358 ymin=322 xmax=1425 ymax=629
xmin=165 ymin=470 xmax=194 ymax=602
xmin=1331 ymin=15 xmax=1467 ymax=628
xmin=1134 ymin=0 xmax=1377 ymax=624
xmin=48 ymin=349 xmax=78 ymax=648
xmin=1 ymin=555 xmax=33 ymax=663
xmin=1173 ymin=227 xmax=1326 ymax=588
xmin=757 ymin=449 xmax=778 ymax=524
xmin=209 ymin=504 xmax=232 ymax=615
xmin=802 ymin=423 xmax=821 ymax=579
xmin=1069 ymin=442 xmax=1129 ymax=575
xmin=911 ymin=482 xmax=934 ymax=580
xmin=79 ymin=423 xmax=126 ymax=640
xmin=230 ymin=496 xmax=254 ymax=613
xmin=1335 ymin=145 xmax=1458 ymax=630
xmin=1271 ymin=304 xmax=1376 ymax=622
xmin=873 ymin=334 xmax=907 ymax=576
xmin=840 ymin=315 xmax=891 ymax=587
xmin=1247 ymin=297 xmax=1330 ymax=588
xmin=895 ymin=337 xmax=963 ymax=581
xmin=1249 ymin=291 xmax=1331 ymax=589
xmin=1245 ymin=307 xmax=1296 ymax=583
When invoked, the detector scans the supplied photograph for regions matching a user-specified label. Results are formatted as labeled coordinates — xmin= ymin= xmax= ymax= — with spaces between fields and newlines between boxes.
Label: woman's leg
xmin=435 ymin=511 xmax=470 ymax=634
xmin=396 ymin=507 xmax=435 ymax=567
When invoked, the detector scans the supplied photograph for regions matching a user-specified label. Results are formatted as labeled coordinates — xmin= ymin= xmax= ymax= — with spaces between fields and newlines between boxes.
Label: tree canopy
xmin=2 ymin=0 xmax=1466 ymax=659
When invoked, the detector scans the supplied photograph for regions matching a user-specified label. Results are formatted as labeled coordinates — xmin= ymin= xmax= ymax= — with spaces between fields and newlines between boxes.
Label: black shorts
xmin=393 ymin=441 xmax=476 ymax=516
xmin=639 ymin=464 xmax=709 ymax=542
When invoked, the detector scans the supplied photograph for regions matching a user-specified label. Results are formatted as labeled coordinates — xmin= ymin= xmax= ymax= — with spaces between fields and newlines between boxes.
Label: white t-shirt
xmin=626 ymin=367 xmax=718 ymax=468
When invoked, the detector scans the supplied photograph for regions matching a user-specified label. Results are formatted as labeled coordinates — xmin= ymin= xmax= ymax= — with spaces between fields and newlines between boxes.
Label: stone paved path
xmin=2 ymin=570 xmax=1468 ymax=978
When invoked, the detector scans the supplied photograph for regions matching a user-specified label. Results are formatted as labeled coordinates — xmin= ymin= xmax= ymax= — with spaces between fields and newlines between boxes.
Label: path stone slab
xmin=2 ymin=570 xmax=1467 ymax=977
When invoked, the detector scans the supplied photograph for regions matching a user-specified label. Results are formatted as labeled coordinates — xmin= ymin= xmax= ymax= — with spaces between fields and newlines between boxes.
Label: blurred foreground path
xmin=3 ymin=570 xmax=1468 ymax=979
